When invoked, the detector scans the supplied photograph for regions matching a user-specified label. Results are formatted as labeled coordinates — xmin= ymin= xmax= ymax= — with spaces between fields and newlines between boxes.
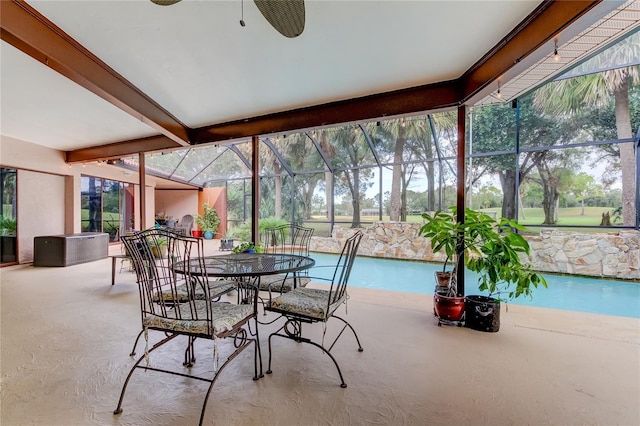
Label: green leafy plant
xmin=195 ymin=203 xmax=221 ymax=233
xmin=231 ymin=241 xmax=262 ymax=254
xmin=420 ymin=209 xmax=463 ymax=273
xmin=0 ymin=216 xmax=17 ymax=236
xmin=228 ymin=217 xmax=289 ymax=242
xmin=420 ymin=207 xmax=547 ymax=301
xmin=148 ymin=236 xmax=167 ymax=258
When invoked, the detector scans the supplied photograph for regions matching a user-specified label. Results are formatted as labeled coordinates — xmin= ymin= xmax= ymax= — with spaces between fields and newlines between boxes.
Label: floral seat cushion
xmin=266 ymin=287 xmax=345 ymax=320
xmin=143 ymin=301 xmax=253 ymax=336
xmin=153 ymin=280 xmax=236 ymax=303
xmin=259 ymin=274 xmax=310 ymax=292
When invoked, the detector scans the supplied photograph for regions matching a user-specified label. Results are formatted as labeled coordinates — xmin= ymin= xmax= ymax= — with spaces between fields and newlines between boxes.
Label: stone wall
xmin=309 ymin=222 xmax=640 ymax=280
xmin=528 ymin=229 xmax=640 ymax=279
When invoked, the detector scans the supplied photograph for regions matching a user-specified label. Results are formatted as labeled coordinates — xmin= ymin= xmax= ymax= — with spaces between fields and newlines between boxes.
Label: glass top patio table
xmin=175 ymin=253 xmax=315 ymax=279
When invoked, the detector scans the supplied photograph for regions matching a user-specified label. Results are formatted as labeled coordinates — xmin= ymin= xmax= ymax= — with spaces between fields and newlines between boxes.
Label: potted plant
xmin=420 ymin=209 xmax=467 ymax=325
xmin=231 ymin=241 xmax=264 ymax=254
xmin=195 ymin=203 xmax=220 ymax=240
xmin=149 ymin=236 xmax=167 ymax=258
xmin=420 ymin=209 xmax=460 ymax=292
xmin=463 ymin=209 xmax=547 ymax=332
xmin=420 ymin=207 xmax=548 ymax=332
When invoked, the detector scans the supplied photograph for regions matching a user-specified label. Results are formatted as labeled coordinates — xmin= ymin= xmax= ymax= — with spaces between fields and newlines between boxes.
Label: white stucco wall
xmin=0 ymin=135 xmax=156 ymax=263
xmin=155 ymin=189 xmax=199 ymax=223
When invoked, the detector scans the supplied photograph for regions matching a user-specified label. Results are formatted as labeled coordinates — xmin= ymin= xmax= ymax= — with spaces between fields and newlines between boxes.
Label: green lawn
xmin=307 ymin=206 xmax=619 ymax=236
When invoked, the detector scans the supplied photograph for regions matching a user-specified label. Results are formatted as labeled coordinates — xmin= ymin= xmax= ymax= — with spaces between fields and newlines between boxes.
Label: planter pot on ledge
xmin=219 ymin=238 xmax=234 ymax=251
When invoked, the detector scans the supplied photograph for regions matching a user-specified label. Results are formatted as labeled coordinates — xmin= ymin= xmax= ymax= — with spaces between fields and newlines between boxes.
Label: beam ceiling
xmin=0 ymin=0 xmax=190 ymax=149
xmin=1 ymin=0 xmax=606 ymax=163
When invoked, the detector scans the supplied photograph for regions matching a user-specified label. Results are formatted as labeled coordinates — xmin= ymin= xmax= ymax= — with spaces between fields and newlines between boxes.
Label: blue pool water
xmin=309 ymin=253 xmax=640 ymax=319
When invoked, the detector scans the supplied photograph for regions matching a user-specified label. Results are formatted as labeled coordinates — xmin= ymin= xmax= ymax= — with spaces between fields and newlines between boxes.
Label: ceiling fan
xmin=150 ymin=0 xmax=305 ymax=38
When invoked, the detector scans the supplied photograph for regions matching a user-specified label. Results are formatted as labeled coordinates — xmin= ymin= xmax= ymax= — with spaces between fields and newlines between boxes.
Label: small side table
xmin=110 ymin=254 xmax=131 ymax=285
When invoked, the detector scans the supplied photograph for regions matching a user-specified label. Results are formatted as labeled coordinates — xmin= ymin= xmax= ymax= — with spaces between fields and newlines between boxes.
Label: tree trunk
xmin=320 ymin=132 xmax=334 ymax=220
xmin=499 ymin=169 xmax=517 ymax=219
xmin=400 ymin=170 xmax=408 ymax=221
xmin=351 ymin=169 xmax=361 ymax=228
xmin=614 ymin=79 xmax=635 ymax=227
xmin=301 ymin=181 xmax=316 ymax=220
xmin=426 ymin=160 xmax=435 ymax=211
xmin=274 ymin=161 xmax=282 ymax=219
xmin=325 ymin=169 xmax=333 ymax=219
xmin=539 ymin=162 xmax=559 ymax=225
xmin=389 ymin=126 xmax=406 ymax=221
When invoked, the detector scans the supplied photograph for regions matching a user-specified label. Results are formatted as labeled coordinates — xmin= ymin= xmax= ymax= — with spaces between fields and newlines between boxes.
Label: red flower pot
xmin=433 ymin=293 xmax=465 ymax=322
xmin=191 ymin=230 xmax=203 ymax=238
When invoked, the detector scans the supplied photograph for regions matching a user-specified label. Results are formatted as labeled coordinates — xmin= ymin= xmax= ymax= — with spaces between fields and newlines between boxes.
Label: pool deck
xmin=1 ymin=243 xmax=638 ymax=425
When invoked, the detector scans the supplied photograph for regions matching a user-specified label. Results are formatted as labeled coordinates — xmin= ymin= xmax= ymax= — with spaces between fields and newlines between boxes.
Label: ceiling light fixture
xmin=496 ymin=81 xmax=502 ymax=99
xmin=151 ymin=0 xmax=182 ymax=5
xmin=151 ymin=0 xmax=304 ymax=38
xmin=240 ymin=0 xmax=246 ymax=27
xmin=553 ymin=40 xmax=560 ymax=61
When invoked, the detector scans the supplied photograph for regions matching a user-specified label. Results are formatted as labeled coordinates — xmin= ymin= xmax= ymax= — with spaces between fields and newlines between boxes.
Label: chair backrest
xmin=174 ymin=214 xmax=193 ymax=235
xmin=326 ymin=231 xmax=363 ymax=308
xmin=260 ymin=226 xmax=286 ymax=254
xmin=122 ymin=228 xmax=214 ymax=335
xmin=286 ymin=224 xmax=314 ymax=257
xmin=261 ymin=224 xmax=314 ymax=257
xmin=179 ymin=214 xmax=193 ymax=228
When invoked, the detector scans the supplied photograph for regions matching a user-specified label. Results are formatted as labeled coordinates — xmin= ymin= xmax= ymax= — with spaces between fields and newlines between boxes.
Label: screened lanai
xmin=115 ymin=28 xmax=640 ymax=242
xmin=5 ymin=1 xmax=640 ymax=273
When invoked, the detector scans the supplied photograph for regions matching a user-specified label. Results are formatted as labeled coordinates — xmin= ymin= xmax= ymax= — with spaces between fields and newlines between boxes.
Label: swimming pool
xmin=309 ymin=253 xmax=640 ymax=319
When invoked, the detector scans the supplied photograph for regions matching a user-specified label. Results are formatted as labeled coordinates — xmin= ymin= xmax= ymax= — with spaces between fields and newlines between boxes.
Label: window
xmin=1 ymin=168 xmax=17 ymax=264
xmin=81 ymin=176 xmax=134 ymax=241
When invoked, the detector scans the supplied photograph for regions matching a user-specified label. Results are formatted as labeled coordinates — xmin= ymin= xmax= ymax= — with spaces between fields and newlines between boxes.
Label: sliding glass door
xmin=81 ymin=176 xmax=134 ymax=241
xmin=1 ymin=168 xmax=17 ymax=264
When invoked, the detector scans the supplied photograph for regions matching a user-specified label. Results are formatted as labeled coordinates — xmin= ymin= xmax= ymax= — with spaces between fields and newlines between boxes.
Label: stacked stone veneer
xmin=309 ymin=222 xmax=640 ymax=280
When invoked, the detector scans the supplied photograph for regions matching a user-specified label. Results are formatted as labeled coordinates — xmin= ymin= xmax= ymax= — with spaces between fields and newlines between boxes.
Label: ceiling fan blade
xmin=150 ymin=0 xmax=182 ymax=6
xmin=254 ymin=0 xmax=305 ymax=38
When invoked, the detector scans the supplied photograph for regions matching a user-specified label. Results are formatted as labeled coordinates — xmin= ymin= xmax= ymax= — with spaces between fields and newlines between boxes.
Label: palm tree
xmin=534 ymin=33 xmax=640 ymax=226
xmin=260 ymin=137 xmax=285 ymax=219
xmin=414 ymin=112 xmax=457 ymax=212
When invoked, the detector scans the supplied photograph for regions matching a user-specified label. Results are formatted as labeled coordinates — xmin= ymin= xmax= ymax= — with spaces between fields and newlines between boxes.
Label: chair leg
xmin=128 ymin=329 xmax=144 ymax=356
xmin=330 ymin=314 xmax=364 ymax=352
xmin=266 ymin=319 xmax=348 ymax=388
xmin=252 ymin=316 xmax=264 ymax=380
xmin=197 ymin=336 xmax=256 ymax=426
xmin=116 ymin=331 xmax=257 ymax=424
xmin=114 ymin=333 xmax=179 ymax=415
xmin=183 ymin=336 xmax=197 ymax=367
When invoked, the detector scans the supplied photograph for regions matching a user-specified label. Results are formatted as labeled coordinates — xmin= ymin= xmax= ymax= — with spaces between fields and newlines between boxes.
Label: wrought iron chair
xmin=114 ymin=229 xmax=261 ymax=426
xmin=124 ymin=228 xmax=236 ymax=356
xmin=264 ymin=231 xmax=364 ymax=388
xmin=258 ymin=224 xmax=314 ymax=294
